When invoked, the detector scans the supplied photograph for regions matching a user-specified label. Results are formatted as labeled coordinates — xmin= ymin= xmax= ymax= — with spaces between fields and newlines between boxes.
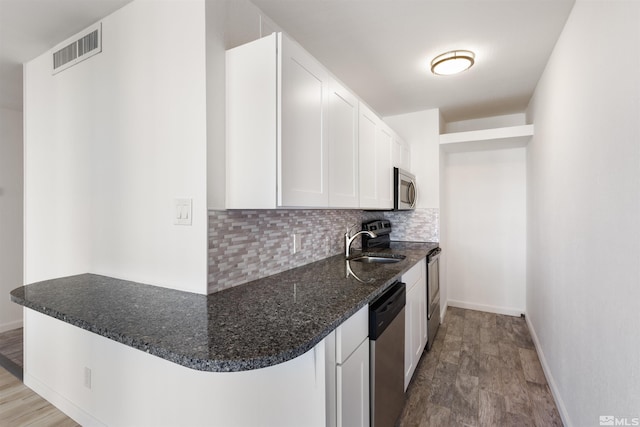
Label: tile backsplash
xmin=208 ymin=208 xmax=439 ymax=293
xmin=363 ymin=208 xmax=440 ymax=243
xmin=208 ymin=209 xmax=361 ymax=293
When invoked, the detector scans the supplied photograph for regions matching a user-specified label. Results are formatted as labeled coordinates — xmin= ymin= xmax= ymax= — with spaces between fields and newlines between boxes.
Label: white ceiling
xmin=0 ymin=0 xmax=575 ymax=122
xmin=252 ymin=0 xmax=575 ymax=121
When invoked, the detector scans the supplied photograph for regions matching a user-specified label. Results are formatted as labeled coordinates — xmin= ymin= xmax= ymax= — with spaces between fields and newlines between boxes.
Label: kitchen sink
xmin=349 ymin=254 xmax=406 ymax=264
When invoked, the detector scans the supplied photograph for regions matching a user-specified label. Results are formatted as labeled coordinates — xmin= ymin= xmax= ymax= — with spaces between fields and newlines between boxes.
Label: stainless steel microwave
xmin=394 ymin=167 xmax=417 ymax=210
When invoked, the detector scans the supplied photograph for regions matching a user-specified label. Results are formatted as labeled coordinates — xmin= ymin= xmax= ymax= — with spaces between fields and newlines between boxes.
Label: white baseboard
xmin=525 ymin=315 xmax=572 ymax=427
xmin=0 ymin=319 xmax=23 ymax=333
xmin=447 ymin=299 xmax=524 ymax=317
xmin=24 ymin=372 xmax=106 ymax=427
xmin=440 ymin=301 xmax=448 ymax=322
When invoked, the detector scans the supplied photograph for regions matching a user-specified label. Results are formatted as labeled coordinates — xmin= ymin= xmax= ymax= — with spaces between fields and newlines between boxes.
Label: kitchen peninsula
xmin=12 ymin=243 xmax=437 ymax=426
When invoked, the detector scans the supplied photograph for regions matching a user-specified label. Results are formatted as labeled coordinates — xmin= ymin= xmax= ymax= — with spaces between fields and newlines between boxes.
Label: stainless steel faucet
xmin=345 ymin=228 xmax=377 ymax=258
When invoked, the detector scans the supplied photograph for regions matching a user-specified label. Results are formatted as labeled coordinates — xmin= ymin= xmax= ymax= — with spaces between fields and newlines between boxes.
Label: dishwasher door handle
xmin=370 ymin=281 xmax=406 ymax=340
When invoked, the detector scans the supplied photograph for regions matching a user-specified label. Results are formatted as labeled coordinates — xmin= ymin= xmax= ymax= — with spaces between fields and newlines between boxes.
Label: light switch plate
xmin=174 ymin=198 xmax=192 ymax=225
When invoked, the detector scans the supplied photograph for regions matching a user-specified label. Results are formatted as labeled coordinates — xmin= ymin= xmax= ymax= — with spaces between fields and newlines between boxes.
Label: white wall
xmin=384 ymin=108 xmax=441 ymax=209
xmin=24 ymin=0 xmax=208 ymax=294
xmin=25 ymin=309 xmax=327 ymax=427
xmin=526 ymin=1 xmax=640 ymax=425
xmin=0 ymin=108 xmax=23 ymax=331
xmin=442 ymin=147 xmax=526 ymax=316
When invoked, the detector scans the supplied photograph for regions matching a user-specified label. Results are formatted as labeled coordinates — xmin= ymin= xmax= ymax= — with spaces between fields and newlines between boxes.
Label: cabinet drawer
xmin=402 ymin=259 xmax=424 ymax=291
xmin=336 ymin=305 xmax=368 ymax=364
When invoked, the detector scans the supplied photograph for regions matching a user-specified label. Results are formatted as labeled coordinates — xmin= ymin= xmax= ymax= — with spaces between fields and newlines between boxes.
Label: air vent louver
xmin=52 ymin=23 xmax=102 ymax=75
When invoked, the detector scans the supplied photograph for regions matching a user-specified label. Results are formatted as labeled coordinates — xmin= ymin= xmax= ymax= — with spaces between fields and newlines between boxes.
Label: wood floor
xmin=398 ymin=306 xmax=563 ymax=426
xmin=0 ymin=328 xmax=79 ymax=426
xmin=0 ymin=366 xmax=79 ymax=426
xmin=0 ymin=308 xmax=562 ymax=427
xmin=0 ymin=328 xmax=23 ymax=369
xmin=0 ymin=327 xmax=24 ymax=381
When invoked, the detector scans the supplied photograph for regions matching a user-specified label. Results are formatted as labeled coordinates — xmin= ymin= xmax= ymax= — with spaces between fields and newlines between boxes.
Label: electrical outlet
xmin=292 ymin=233 xmax=302 ymax=254
xmin=84 ymin=367 xmax=92 ymax=389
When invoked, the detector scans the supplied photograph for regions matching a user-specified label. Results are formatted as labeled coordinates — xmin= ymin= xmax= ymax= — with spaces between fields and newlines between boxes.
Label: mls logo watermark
xmin=600 ymin=415 xmax=640 ymax=426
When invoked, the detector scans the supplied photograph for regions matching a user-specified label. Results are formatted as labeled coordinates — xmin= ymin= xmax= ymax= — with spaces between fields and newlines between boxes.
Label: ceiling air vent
xmin=52 ymin=23 xmax=102 ymax=75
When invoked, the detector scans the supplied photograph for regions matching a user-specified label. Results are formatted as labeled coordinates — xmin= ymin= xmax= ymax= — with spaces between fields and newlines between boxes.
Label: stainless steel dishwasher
xmin=369 ymin=281 xmax=406 ymax=427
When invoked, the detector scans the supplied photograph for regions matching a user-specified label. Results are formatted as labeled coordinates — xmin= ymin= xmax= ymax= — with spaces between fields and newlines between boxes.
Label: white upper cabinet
xmin=401 ymin=140 xmax=411 ymax=171
xmin=392 ymin=137 xmax=402 ymax=168
xmin=359 ymin=103 xmax=395 ymax=210
xmin=358 ymin=103 xmax=379 ymax=209
xmin=226 ymin=32 xmax=329 ymax=209
xmin=328 ymin=78 xmax=359 ymax=208
xmin=377 ymin=124 xmax=394 ymax=209
xmin=392 ymin=135 xmax=411 ymax=171
xmin=226 ymin=32 xmax=406 ymax=210
xmin=226 ymin=34 xmax=278 ymax=209
xmin=279 ymin=34 xmax=330 ymax=207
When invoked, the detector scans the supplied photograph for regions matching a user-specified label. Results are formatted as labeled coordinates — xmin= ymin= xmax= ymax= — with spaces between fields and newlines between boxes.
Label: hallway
xmin=398 ymin=307 xmax=563 ymax=426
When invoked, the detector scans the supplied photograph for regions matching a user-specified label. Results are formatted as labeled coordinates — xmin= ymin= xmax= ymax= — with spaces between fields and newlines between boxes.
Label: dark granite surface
xmin=11 ymin=242 xmax=438 ymax=372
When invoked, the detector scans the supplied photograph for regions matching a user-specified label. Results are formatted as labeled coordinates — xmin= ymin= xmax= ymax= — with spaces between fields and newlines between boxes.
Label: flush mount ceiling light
xmin=431 ymin=50 xmax=475 ymax=76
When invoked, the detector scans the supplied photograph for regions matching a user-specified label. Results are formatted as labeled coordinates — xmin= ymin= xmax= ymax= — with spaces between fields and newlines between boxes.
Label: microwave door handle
xmin=409 ymin=181 xmax=417 ymax=208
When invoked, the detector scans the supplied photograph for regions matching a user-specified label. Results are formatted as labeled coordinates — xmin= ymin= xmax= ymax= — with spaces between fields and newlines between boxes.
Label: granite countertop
xmin=11 ymin=241 xmax=439 ymax=372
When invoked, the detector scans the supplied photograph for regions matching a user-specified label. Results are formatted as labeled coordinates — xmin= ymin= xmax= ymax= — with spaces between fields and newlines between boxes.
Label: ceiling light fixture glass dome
xmin=431 ymin=50 xmax=475 ymax=76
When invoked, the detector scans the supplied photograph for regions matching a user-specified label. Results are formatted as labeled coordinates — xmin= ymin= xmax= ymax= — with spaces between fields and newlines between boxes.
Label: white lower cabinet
xmin=337 ymin=338 xmax=369 ymax=427
xmin=403 ymin=259 xmax=427 ymax=390
xmin=326 ymin=305 xmax=370 ymax=427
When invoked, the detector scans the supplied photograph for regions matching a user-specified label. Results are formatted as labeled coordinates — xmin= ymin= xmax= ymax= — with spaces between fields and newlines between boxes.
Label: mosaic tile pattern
xmin=208 ymin=209 xmax=362 ymax=293
xmin=363 ymin=208 xmax=440 ymax=243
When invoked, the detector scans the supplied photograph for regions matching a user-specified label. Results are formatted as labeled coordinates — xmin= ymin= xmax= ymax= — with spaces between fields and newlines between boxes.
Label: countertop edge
xmin=12 ymin=288 xmax=374 ymax=372
xmin=11 ymin=243 xmax=439 ymax=372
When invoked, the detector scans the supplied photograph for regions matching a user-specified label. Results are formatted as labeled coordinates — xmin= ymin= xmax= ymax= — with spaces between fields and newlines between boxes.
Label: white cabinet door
xmin=279 ymin=34 xmax=329 ymax=207
xmin=376 ymin=124 xmax=394 ymax=209
xmin=403 ymin=259 xmax=427 ymax=390
xmin=360 ymin=109 xmax=394 ymax=210
xmin=328 ymin=78 xmax=359 ymax=208
xmin=226 ymin=32 xmax=406 ymax=210
xmin=404 ymin=282 xmax=421 ymax=390
xmin=393 ymin=136 xmax=411 ymax=172
xmin=359 ymin=103 xmax=378 ymax=209
xmin=401 ymin=140 xmax=411 ymax=171
xmin=226 ymin=34 xmax=278 ymax=209
xmin=419 ymin=271 xmax=428 ymax=352
xmin=337 ymin=338 xmax=370 ymax=427
xmin=392 ymin=137 xmax=402 ymax=168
